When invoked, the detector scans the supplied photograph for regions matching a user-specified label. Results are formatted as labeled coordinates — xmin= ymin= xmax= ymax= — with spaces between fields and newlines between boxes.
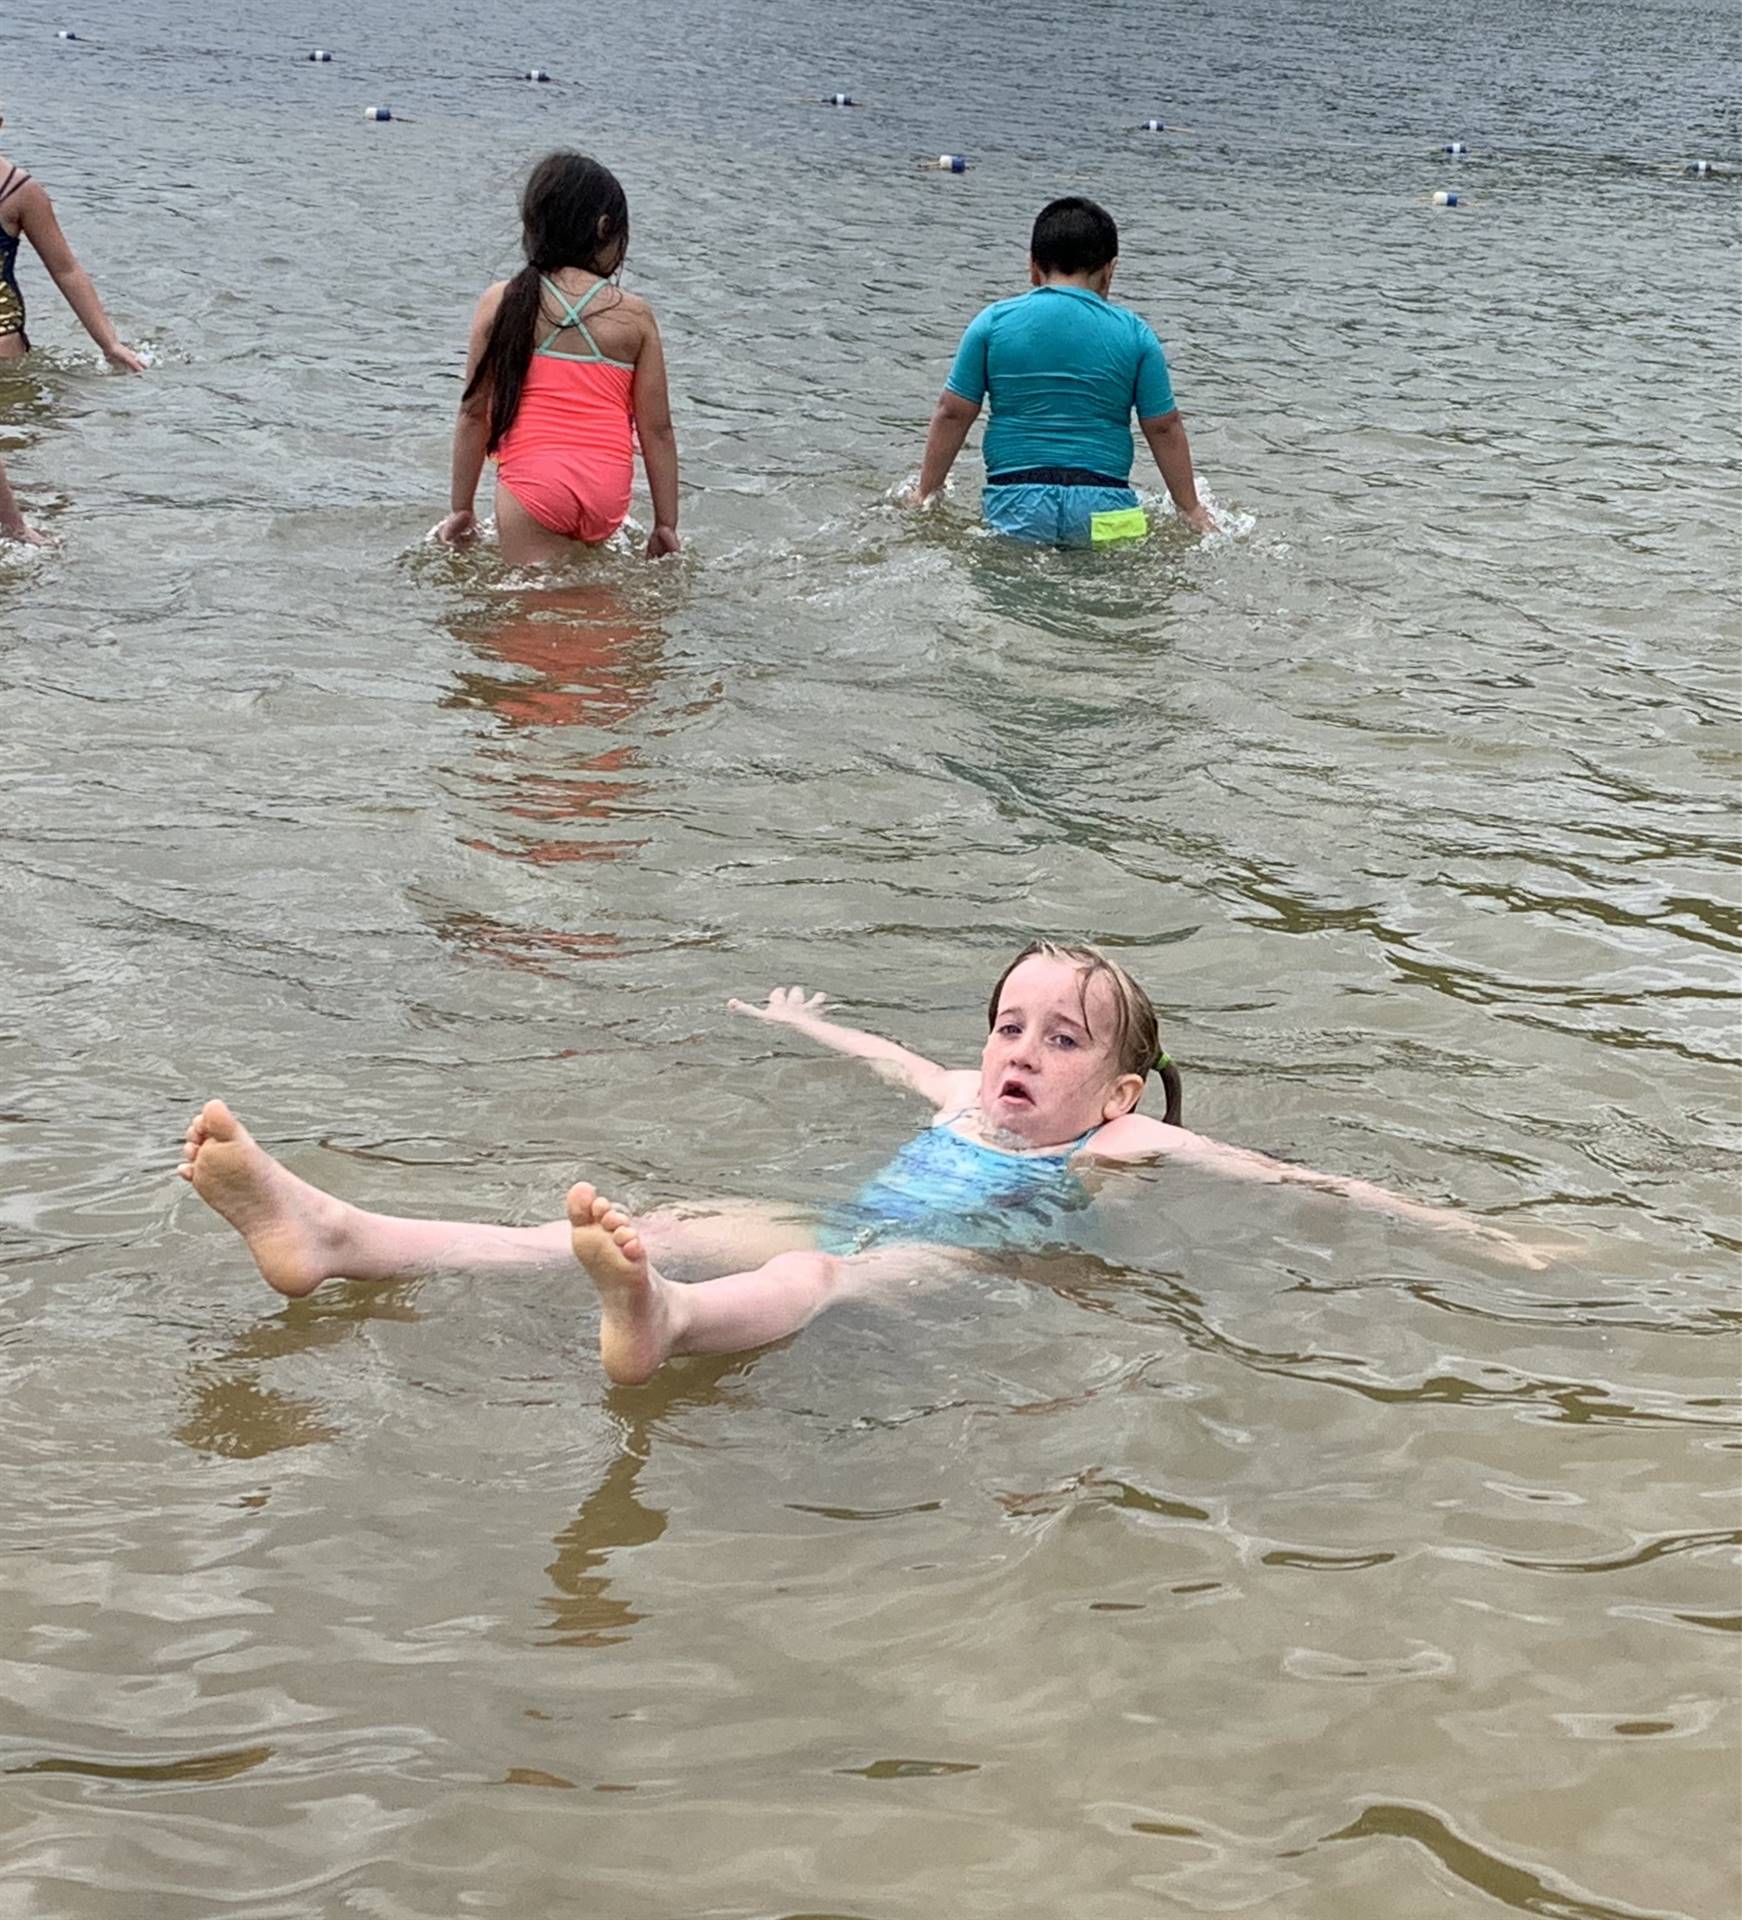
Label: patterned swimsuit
xmin=0 ymin=165 xmax=31 ymax=346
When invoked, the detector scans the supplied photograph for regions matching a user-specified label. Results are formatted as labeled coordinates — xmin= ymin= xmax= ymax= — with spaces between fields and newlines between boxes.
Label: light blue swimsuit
xmin=817 ymin=1115 xmax=1100 ymax=1256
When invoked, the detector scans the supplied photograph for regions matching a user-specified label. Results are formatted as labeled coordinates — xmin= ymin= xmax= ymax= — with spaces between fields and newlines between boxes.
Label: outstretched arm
xmin=729 ymin=987 xmax=963 ymax=1106
xmin=17 ymin=181 xmax=143 ymax=371
xmin=1089 ymin=1114 xmax=1552 ymax=1268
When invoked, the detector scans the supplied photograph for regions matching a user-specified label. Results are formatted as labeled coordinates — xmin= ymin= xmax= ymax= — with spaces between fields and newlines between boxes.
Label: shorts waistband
xmin=984 ymin=466 xmax=1131 ymax=490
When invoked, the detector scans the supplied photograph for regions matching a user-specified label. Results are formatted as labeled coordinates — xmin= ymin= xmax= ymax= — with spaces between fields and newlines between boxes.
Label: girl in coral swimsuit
xmin=435 ymin=151 xmax=680 ymax=564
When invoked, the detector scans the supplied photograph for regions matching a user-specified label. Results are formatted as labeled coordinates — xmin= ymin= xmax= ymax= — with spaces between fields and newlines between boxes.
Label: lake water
xmin=1 ymin=0 xmax=1738 ymax=1914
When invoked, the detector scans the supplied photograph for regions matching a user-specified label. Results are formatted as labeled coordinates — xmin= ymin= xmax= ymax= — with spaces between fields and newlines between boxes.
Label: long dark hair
xmin=464 ymin=151 xmax=630 ymax=452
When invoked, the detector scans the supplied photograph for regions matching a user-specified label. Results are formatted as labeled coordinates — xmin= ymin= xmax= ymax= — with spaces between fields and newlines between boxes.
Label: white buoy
xmin=362 ymin=105 xmax=394 ymax=121
xmin=1141 ymin=117 xmax=1166 ymax=132
xmin=934 ymin=154 xmax=967 ymax=172
xmin=1432 ymin=189 xmax=1460 ymax=206
xmin=308 ymin=49 xmax=333 ymax=62
xmin=1442 ymin=140 xmax=1467 ymax=155
xmin=523 ymin=68 xmax=551 ymax=82
xmin=1684 ymin=159 xmax=1716 ymax=177
xmin=55 ymin=26 xmax=79 ymax=38
xmin=824 ymin=92 xmax=856 ymax=106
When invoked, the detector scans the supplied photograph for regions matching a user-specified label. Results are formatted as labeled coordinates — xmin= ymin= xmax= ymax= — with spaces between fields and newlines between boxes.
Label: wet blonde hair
xmin=986 ymin=940 xmax=1182 ymax=1125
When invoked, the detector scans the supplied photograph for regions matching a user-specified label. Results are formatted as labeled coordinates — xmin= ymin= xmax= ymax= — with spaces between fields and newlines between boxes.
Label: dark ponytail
xmin=463 ymin=151 xmax=630 ymax=453
xmin=1155 ymin=1053 xmax=1183 ymax=1128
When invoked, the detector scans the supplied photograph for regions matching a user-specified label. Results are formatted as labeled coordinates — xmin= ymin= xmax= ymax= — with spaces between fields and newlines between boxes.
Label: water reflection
xmin=542 ymin=1359 xmax=762 ymax=1648
xmin=173 ymin=1281 xmax=421 ymax=1460
xmin=444 ymin=575 xmax=664 ymax=866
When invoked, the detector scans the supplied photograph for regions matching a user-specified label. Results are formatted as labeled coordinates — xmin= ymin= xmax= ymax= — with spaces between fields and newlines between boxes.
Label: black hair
xmin=1029 ymin=196 xmax=1120 ymax=277
xmin=464 ymin=151 xmax=630 ymax=453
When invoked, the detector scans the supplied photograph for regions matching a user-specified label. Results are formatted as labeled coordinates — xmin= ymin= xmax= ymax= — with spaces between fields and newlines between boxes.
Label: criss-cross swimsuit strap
xmin=535 ymin=274 xmax=634 ymax=368
xmin=0 ymin=166 xmax=32 ymax=226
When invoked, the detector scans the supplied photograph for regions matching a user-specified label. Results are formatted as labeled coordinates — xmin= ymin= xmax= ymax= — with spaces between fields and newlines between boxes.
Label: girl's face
xmin=977 ymin=954 xmax=1143 ymax=1147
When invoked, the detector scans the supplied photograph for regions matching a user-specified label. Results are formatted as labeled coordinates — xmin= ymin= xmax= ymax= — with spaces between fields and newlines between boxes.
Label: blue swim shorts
xmin=982 ymin=467 xmax=1147 ymax=548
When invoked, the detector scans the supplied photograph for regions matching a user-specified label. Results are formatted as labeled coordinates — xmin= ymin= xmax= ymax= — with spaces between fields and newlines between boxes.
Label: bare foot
xmin=178 ymin=1100 xmax=354 ymax=1298
xmin=568 ymin=1183 xmax=683 ymax=1385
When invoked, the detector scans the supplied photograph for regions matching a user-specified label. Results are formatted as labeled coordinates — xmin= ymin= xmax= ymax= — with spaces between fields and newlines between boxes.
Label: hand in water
xmin=0 ymin=518 xmax=47 ymax=546
xmin=645 ymin=523 xmax=680 ymax=559
xmin=1180 ymin=502 xmax=1218 ymax=535
xmin=432 ymin=510 xmax=479 ymax=546
xmin=1459 ymin=1221 xmax=1558 ymax=1271
xmin=105 ymin=343 xmax=146 ymax=373
xmin=729 ymin=985 xmax=829 ymax=1026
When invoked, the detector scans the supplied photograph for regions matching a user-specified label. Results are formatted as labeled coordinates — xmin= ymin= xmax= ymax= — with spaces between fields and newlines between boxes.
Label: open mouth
xmin=998 ymin=1079 xmax=1034 ymax=1106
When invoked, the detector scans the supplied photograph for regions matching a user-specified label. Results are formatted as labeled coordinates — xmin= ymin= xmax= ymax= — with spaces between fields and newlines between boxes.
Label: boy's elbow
xmin=935 ymin=390 xmax=979 ymax=426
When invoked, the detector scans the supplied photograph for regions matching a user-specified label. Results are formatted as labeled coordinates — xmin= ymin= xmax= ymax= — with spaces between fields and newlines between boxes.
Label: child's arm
xmin=434 ymin=286 xmax=502 ymax=545
xmin=1087 ymin=1113 xmax=1553 ymax=1268
xmin=630 ymin=305 xmax=680 ymax=557
xmin=0 ymin=455 xmax=45 ymax=544
xmin=729 ymin=987 xmax=967 ymax=1107
xmin=15 ymin=180 xmax=143 ymax=371
xmin=1138 ymin=411 xmax=1216 ymax=533
xmin=914 ymin=391 xmax=980 ymax=503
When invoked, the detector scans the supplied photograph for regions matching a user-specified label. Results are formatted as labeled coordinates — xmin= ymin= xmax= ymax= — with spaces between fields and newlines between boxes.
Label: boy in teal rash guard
xmin=914 ymin=196 xmax=1217 ymax=544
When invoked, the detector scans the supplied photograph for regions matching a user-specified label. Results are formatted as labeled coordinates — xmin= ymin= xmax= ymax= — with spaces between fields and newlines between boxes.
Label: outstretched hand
xmin=728 ymin=986 xmax=829 ymax=1026
xmin=1458 ymin=1221 xmax=1557 ymax=1271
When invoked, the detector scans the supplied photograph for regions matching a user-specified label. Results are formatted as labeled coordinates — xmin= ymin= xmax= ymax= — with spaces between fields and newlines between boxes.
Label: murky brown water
xmin=2 ymin=0 xmax=1738 ymax=1913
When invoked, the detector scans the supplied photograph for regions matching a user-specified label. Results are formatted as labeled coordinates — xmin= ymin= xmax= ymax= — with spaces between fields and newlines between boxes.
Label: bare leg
xmin=179 ymin=1101 xmax=575 ymax=1299
xmin=636 ymin=1202 xmax=818 ymax=1278
xmin=496 ymin=483 xmax=590 ymax=569
xmin=569 ymin=1183 xmax=951 ymax=1386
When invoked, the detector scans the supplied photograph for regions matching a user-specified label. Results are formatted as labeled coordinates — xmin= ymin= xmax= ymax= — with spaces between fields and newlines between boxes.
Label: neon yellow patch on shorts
xmin=1089 ymin=506 xmax=1149 ymax=544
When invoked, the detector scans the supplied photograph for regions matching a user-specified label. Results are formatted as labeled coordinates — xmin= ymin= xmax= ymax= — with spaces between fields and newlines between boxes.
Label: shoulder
xmin=474 ymin=280 xmax=510 ymax=316
xmin=1079 ymin=1113 xmax=1191 ymax=1162
xmin=927 ymin=1069 xmax=981 ymax=1117
xmin=9 ymin=172 xmax=53 ymax=220
xmin=972 ymin=294 xmax=1025 ymax=329
xmin=1108 ymin=301 xmax=1161 ymax=344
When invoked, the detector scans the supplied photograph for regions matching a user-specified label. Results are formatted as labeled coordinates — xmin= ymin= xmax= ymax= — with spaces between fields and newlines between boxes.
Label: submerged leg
xmin=570 ymin=1183 xmax=958 ymax=1385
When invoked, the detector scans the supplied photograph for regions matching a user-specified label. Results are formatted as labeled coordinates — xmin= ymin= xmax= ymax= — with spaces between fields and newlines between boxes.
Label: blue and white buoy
xmin=937 ymin=153 xmax=967 ymax=172
xmin=55 ymin=26 xmax=79 ymax=38
xmin=824 ymin=92 xmax=856 ymax=106
xmin=362 ymin=105 xmax=394 ymax=121
xmin=1432 ymin=189 xmax=1460 ymax=206
xmin=523 ymin=68 xmax=551 ymax=82
xmin=1684 ymin=159 xmax=1716 ymax=177
xmin=308 ymin=48 xmax=333 ymax=62
xmin=1442 ymin=140 xmax=1468 ymax=155
xmin=1141 ymin=117 xmax=1166 ymax=132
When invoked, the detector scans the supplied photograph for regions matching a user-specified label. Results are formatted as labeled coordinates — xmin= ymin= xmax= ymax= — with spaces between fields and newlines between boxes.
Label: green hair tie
xmin=1154 ymin=1050 xmax=1173 ymax=1073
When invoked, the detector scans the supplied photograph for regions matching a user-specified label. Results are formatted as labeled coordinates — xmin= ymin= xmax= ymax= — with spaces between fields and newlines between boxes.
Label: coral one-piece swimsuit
xmin=495 ymin=276 xmax=636 ymax=544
